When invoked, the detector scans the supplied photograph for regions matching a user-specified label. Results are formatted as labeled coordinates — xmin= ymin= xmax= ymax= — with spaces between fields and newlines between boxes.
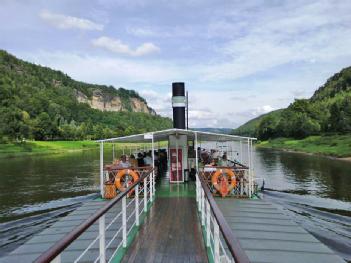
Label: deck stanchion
xmin=250 ymin=139 xmax=254 ymax=196
xmin=135 ymin=184 xmax=139 ymax=226
xmin=99 ymin=215 xmax=105 ymax=263
xmin=199 ymin=180 xmax=202 ymax=213
xmin=206 ymin=200 xmax=210 ymax=247
xmin=100 ymin=142 xmax=104 ymax=198
xmin=247 ymin=138 xmax=251 ymax=198
xmin=150 ymin=172 xmax=153 ymax=201
xmin=195 ymin=132 xmax=199 ymax=204
xmin=144 ymin=177 xmax=148 ymax=212
xmin=122 ymin=196 xmax=127 ymax=248
xmin=151 ymin=134 xmax=155 ymax=200
xmin=51 ymin=255 xmax=61 ymax=263
xmin=214 ymin=221 xmax=220 ymax=263
xmin=196 ymin=174 xmax=199 ymax=204
xmin=201 ymin=189 xmax=205 ymax=226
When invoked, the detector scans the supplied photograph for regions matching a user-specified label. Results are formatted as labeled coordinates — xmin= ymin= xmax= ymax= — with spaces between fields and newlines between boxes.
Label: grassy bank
xmin=0 ymin=141 xmax=102 ymax=158
xmin=257 ymin=134 xmax=351 ymax=158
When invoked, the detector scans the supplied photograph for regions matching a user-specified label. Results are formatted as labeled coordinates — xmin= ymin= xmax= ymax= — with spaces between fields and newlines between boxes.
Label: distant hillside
xmin=232 ymin=66 xmax=351 ymax=139
xmin=0 ymin=50 xmax=172 ymax=141
xmin=232 ymin=110 xmax=283 ymax=137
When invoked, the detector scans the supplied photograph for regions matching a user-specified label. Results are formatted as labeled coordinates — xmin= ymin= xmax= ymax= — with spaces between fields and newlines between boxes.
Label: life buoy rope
xmin=114 ymin=169 xmax=139 ymax=192
xmin=211 ymin=169 xmax=237 ymax=197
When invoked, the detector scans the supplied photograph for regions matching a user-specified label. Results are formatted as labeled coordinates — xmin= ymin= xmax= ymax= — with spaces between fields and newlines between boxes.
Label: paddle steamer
xmin=1 ymin=83 xmax=345 ymax=263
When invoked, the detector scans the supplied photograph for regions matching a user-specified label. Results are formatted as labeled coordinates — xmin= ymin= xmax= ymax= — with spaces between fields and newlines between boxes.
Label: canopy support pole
xmin=100 ymin=142 xmax=104 ymax=198
xmin=151 ymin=134 xmax=155 ymax=199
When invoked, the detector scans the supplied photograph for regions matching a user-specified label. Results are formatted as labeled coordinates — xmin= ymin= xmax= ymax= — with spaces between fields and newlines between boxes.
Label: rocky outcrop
xmin=75 ymin=89 xmax=155 ymax=115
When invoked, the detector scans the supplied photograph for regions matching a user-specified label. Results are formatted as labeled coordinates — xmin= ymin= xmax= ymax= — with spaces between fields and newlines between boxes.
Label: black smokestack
xmin=172 ymin=82 xmax=186 ymax=129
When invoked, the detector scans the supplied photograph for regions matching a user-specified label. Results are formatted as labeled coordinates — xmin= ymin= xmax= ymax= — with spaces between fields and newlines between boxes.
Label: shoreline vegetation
xmin=256 ymin=134 xmax=351 ymax=159
xmin=0 ymin=140 xmax=166 ymax=159
xmin=0 ymin=141 xmax=101 ymax=158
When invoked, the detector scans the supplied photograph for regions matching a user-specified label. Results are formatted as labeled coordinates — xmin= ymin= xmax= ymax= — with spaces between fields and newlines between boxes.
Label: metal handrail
xmin=34 ymin=167 xmax=154 ymax=263
xmin=198 ymin=173 xmax=250 ymax=263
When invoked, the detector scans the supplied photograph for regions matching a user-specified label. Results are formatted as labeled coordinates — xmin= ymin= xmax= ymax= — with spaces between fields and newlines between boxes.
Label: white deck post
xmin=195 ymin=132 xmax=199 ymax=204
xmin=199 ymin=184 xmax=202 ymax=213
xmin=201 ymin=189 xmax=205 ymax=226
xmin=144 ymin=177 xmax=148 ymax=212
xmin=240 ymin=140 xmax=242 ymax=163
xmin=250 ymin=140 xmax=254 ymax=194
xmin=151 ymin=134 xmax=155 ymax=199
xmin=51 ymin=255 xmax=61 ymax=263
xmin=135 ymin=184 xmax=139 ymax=226
xmin=100 ymin=142 xmax=104 ymax=198
xmin=196 ymin=174 xmax=199 ymax=205
xmin=206 ymin=200 xmax=210 ymax=247
xmin=122 ymin=196 xmax=127 ymax=248
xmin=149 ymin=173 xmax=152 ymax=203
xmin=99 ymin=215 xmax=105 ymax=263
xmin=214 ymin=221 xmax=220 ymax=263
xmin=247 ymin=139 xmax=251 ymax=198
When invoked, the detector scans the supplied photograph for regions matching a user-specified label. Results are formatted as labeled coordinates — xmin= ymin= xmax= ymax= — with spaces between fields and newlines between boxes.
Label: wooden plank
xmin=230 ymin=223 xmax=307 ymax=233
xmin=245 ymin=250 xmax=345 ymax=263
xmin=0 ymin=199 xmax=133 ymax=263
xmin=216 ymin=198 xmax=345 ymax=263
xmin=121 ymin=197 xmax=208 ymax=263
xmin=239 ymin=239 xmax=335 ymax=254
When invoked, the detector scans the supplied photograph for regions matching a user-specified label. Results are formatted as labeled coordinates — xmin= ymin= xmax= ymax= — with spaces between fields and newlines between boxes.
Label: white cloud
xmin=253 ymin=105 xmax=275 ymax=116
xmin=39 ymin=10 xmax=103 ymax=31
xmin=139 ymin=89 xmax=172 ymax=116
xmin=92 ymin=36 xmax=160 ymax=56
xmin=20 ymin=51 xmax=181 ymax=85
xmin=202 ymin=1 xmax=351 ymax=81
xmin=126 ymin=25 xmax=194 ymax=38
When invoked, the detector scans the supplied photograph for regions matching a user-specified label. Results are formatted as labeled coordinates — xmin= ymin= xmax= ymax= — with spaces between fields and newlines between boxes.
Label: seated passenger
xmin=210 ymin=158 xmax=218 ymax=166
xmin=144 ymin=152 xmax=153 ymax=166
xmin=137 ymin=152 xmax=145 ymax=167
xmin=129 ymin=154 xmax=138 ymax=167
xmin=117 ymin=155 xmax=131 ymax=168
xmin=219 ymin=154 xmax=231 ymax=167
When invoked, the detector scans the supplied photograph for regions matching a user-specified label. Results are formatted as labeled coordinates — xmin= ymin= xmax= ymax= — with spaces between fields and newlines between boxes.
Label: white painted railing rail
xmin=34 ymin=168 xmax=155 ymax=263
xmin=196 ymin=173 xmax=250 ymax=263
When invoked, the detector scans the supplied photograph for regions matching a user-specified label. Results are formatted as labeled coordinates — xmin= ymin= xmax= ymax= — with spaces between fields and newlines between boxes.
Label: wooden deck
xmin=0 ymin=199 xmax=138 ymax=263
xmin=121 ymin=197 xmax=208 ymax=263
xmin=216 ymin=198 xmax=345 ymax=263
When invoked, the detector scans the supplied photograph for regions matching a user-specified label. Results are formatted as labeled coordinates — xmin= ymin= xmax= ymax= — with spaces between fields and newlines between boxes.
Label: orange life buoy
xmin=211 ymin=169 xmax=237 ymax=197
xmin=115 ymin=169 xmax=139 ymax=192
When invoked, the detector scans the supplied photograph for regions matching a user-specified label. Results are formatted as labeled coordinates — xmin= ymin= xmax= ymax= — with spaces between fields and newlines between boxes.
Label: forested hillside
xmin=232 ymin=66 xmax=351 ymax=139
xmin=232 ymin=110 xmax=283 ymax=137
xmin=0 ymin=50 xmax=172 ymax=141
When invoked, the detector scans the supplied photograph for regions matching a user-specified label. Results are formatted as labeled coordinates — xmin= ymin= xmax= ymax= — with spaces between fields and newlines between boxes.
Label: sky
xmin=1 ymin=0 xmax=351 ymax=128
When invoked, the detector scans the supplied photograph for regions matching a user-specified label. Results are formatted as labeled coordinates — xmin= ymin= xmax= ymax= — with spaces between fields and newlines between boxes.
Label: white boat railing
xmin=196 ymin=173 xmax=250 ymax=263
xmin=34 ymin=167 xmax=155 ymax=263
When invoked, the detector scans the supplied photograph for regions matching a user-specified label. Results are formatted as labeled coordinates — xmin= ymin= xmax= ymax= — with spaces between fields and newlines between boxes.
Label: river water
xmin=0 ymin=148 xmax=350 ymax=261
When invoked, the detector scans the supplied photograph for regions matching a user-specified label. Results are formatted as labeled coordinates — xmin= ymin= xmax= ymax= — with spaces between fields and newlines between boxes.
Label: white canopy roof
xmin=97 ymin=128 xmax=256 ymax=143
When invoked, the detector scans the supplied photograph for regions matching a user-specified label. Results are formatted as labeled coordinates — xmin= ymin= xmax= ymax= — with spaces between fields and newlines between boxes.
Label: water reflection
xmin=255 ymin=148 xmax=351 ymax=202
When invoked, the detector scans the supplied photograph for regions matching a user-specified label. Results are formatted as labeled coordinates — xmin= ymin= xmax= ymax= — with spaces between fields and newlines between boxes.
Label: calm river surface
xmin=0 ymin=148 xmax=350 ymax=261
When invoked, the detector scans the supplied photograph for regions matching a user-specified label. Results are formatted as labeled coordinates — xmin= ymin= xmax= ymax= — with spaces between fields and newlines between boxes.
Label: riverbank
xmin=0 ymin=141 xmax=103 ymax=158
xmin=256 ymin=134 xmax=351 ymax=158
